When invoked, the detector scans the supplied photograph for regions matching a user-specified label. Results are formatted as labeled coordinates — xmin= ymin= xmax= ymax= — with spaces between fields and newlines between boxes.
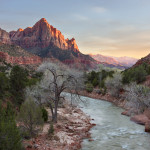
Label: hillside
xmin=134 ymin=53 xmax=150 ymax=67
xmin=0 ymin=18 xmax=99 ymax=69
xmin=91 ymin=54 xmax=138 ymax=68
xmin=0 ymin=43 xmax=42 ymax=65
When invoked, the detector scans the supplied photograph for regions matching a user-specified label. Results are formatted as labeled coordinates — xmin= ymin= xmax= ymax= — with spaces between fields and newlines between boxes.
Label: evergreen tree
xmin=0 ymin=101 xmax=22 ymax=150
xmin=0 ymin=72 xmax=9 ymax=99
xmin=9 ymin=65 xmax=28 ymax=105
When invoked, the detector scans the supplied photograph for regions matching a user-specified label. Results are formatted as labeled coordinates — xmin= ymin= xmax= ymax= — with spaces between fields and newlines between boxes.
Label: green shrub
xmin=99 ymin=80 xmax=105 ymax=88
xmin=86 ymin=83 xmax=93 ymax=93
xmin=0 ymin=72 xmax=9 ymax=99
xmin=100 ymin=87 xmax=107 ymax=95
xmin=122 ymin=64 xmax=148 ymax=84
xmin=92 ymin=78 xmax=99 ymax=87
xmin=17 ymin=98 xmax=44 ymax=138
xmin=48 ymin=123 xmax=54 ymax=136
xmin=42 ymin=107 xmax=48 ymax=122
xmin=0 ymin=101 xmax=22 ymax=150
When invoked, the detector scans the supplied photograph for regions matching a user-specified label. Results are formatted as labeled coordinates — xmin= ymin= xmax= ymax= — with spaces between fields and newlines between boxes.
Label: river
xmin=78 ymin=96 xmax=150 ymax=150
xmin=63 ymin=93 xmax=150 ymax=150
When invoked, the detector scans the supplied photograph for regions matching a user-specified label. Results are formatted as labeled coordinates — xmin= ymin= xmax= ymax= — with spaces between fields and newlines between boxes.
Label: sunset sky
xmin=0 ymin=0 xmax=150 ymax=58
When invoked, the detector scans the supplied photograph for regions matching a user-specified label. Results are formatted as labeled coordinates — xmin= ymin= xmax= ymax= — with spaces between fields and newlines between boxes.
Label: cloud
xmin=73 ymin=14 xmax=89 ymax=21
xmin=92 ymin=6 xmax=107 ymax=13
xmin=78 ymin=26 xmax=150 ymax=58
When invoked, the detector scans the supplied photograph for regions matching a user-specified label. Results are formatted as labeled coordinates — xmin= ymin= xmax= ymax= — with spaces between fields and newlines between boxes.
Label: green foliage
xmin=99 ymin=80 xmax=105 ymax=88
xmin=85 ymin=69 xmax=115 ymax=90
xmin=0 ymin=72 xmax=9 ymax=99
xmin=0 ymin=101 xmax=22 ymax=150
xmin=122 ymin=64 xmax=148 ymax=84
xmin=27 ymin=78 xmax=39 ymax=87
xmin=27 ymin=72 xmax=43 ymax=87
xmin=48 ymin=123 xmax=54 ymax=136
xmin=92 ymin=78 xmax=99 ymax=87
xmin=0 ymin=64 xmax=43 ymax=106
xmin=86 ymin=83 xmax=93 ymax=93
xmin=18 ymin=98 xmax=44 ymax=138
xmin=100 ymin=87 xmax=107 ymax=95
xmin=9 ymin=65 xmax=28 ymax=105
xmin=42 ymin=107 xmax=48 ymax=122
xmin=31 ymin=72 xmax=43 ymax=79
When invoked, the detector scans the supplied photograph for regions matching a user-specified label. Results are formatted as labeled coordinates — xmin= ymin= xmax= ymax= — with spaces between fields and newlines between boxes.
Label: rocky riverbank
xmin=77 ymin=90 xmax=150 ymax=133
xmin=24 ymin=104 xmax=95 ymax=150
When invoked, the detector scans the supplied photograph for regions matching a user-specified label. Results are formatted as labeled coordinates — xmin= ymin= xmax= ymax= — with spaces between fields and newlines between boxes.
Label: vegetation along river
xmin=64 ymin=93 xmax=150 ymax=150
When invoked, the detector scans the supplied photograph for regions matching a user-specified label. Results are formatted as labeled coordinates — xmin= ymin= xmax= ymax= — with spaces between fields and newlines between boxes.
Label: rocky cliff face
xmin=9 ymin=18 xmax=79 ymax=52
xmin=0 ymin=51 xmax=42 ymax=65
xmin=134 ymin=53 xmax=150 ymax=67
xmin=0 ymin=43 xmax=42 ymax=65
xmin=0 ymin=18 xmax=97 ymax=69
xmin=0 ymin=28 xmax=11 ymax=44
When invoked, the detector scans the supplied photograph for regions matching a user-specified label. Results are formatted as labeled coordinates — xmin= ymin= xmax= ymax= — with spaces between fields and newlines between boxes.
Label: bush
xmin=92 ymin=78 xmax=99 ymax=87
xmin=105 ymin=72 xmax=122 ymax=97
xmin=122 ymin=64 xmax=148 ymax=84
xmin=42 ymin=107 xmax=48 ymax=122
xmin=86 ymin=83 xmax=93 ymax=93
xmin=99 ymin=80 xmax=105 ymax=88
xmin=100 ymin=87 xmax=107 ymax=95
xmin=0 ymin=72 xmax=9 ymax=99
xmin=85 ymin=69 xmax=115 ymax=92
xmin=17 ymin=98 xmax=44 ymax=138
xmin=0 ymin=101 xmax=22 ymax=150
xmin=125 ymin=83 xmax=150 ymax=114
xmin=48 ymin=123 xmax=54 ymax=136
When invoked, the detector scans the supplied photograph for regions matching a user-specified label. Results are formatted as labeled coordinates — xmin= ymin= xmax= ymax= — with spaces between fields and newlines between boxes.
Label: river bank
xmin=80 ymin=96 xmax=150 ymax=150
xmin=77 ymin=90 xmax=150 ymax=132
xmin=24 ymin=104 xmax=94 ymax=150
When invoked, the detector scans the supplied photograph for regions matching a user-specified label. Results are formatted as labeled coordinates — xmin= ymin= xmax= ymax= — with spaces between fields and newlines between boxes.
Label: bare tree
xmin=36 ymin=62 xmax=85 ymax=123
xmin=125 ymin=82 xmax=150 ymax=114
xmin=105 ymin=72 xmax=122 ymax=97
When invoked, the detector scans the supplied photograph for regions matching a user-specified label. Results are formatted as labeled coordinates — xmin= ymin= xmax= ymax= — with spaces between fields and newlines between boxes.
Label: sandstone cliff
xmin=0 ymin=28 xmax=11 ymax=44
xmin=0 ymin=18 xmax=97 ymax=69
xmin=9 ymin=18 xmax=79 ymax=52
xmin=0 ymin=43 xmax=42 ymax=65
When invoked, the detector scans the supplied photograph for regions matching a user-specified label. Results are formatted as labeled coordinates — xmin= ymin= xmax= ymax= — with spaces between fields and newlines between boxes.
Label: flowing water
xmin=64 ymin=93 xmax=150 ymax=150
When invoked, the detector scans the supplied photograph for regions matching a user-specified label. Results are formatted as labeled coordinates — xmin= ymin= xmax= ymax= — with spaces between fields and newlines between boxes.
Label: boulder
xmin=130 ymin=114 xmax=149 ymax=125
xmin=145 ymin=121 xmax=150 ymax=132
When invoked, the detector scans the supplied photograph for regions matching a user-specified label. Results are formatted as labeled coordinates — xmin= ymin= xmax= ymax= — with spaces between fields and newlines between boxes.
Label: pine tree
xmin=0 ymin=101 xmax=22 ymax=150
xmin=9 ymin=65 xmax=28 ymax=105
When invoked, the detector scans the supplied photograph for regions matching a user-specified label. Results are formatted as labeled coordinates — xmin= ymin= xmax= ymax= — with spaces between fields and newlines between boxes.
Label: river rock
xmin=145 ymin=121 xmax=150 ymax=132
xmin=144 ymin=108 xmax=150 ymax=119
xmin=130 ymin=114 xmax=149 ymax=125
xmin=121 ymin=110 xmax=131 ymax=116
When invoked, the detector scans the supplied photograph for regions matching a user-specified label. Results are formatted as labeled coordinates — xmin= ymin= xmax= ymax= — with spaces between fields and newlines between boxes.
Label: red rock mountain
xmin=0 ymin=42 xmax=42 ymax=65
xmin=0 ymin=18 xmax=97 ymax=69
xmin=134 ymin=53 xmax=150 ymax=67
xmin=1 ymin=18 xmax=133 ymax=69
xmin=9 ymin=18 xmax=79 ymax=52
xmin=0 ymin=28 xmax=11 ymax=44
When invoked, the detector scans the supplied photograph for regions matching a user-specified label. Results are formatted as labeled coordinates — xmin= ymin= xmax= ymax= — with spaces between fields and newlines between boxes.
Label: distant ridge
xmin=91 ymin=54 xmax=138 ymax=68
xmin=0 ymin=18 xmax=135 ymax=69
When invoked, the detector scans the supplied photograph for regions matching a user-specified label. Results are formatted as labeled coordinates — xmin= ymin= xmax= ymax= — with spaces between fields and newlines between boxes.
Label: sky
xmin=0 ymin=0 xmax=150 ymax=58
